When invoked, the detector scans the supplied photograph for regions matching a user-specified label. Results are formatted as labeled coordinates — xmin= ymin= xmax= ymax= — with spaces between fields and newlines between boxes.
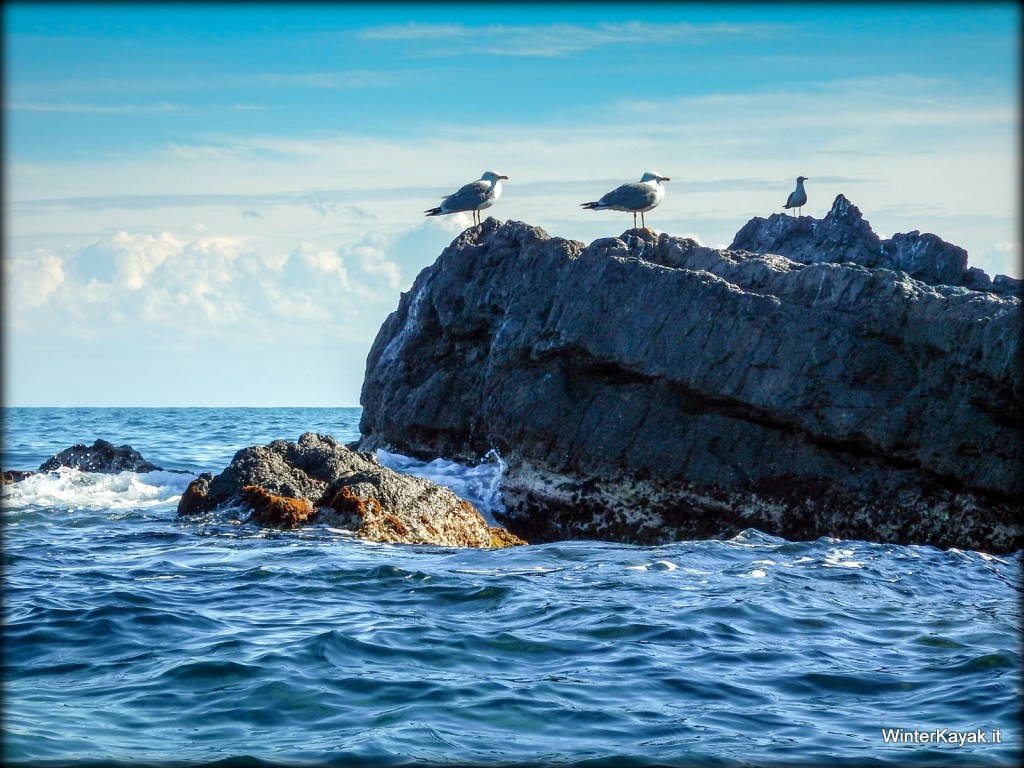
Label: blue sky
xmin=4 ymin=3 xmax=1019 ymax=406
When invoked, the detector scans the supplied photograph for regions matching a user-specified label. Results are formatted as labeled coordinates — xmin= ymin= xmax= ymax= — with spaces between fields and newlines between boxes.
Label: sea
xmin=2 ymin=407 xmax=1020 ymax=768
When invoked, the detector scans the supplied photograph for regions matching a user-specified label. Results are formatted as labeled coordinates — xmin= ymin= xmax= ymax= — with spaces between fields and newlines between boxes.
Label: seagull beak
xmin=499 ymin=175 xmax=509 ymax=180
xmin=661 ymin=176 xmax=671 ymax=182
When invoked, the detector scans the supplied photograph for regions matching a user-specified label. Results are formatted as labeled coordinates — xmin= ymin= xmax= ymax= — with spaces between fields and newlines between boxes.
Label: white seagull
xmin=425 ymin=170 xmax=508 ymax=226
xmin=783 ymin=176 xmax=808 ymax=216
xmin=581 ymin=171 xmax=671 ymax=229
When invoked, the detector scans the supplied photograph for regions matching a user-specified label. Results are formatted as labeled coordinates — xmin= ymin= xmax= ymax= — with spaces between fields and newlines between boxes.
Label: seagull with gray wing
xmin=425 ymin=170 xmax=508 ymax=226
xmin=783 ymin=176 xmax=808 ymax=216
xmin=581 ymin=171 xmax=671 ymax=230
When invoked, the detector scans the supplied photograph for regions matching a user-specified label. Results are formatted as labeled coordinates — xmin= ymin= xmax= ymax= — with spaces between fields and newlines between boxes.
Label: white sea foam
xmin=978 ymin=552 xmax=1010 ymax=565
xmin=376 ymin=448 xmax=506 ymax=525
xmin=822 ymin=547 xmax=864 ymax=569
xmin=1 ymin=468 xmax=195 ymax=511
xmin=626 ymin=560 xmax=680 ymax=572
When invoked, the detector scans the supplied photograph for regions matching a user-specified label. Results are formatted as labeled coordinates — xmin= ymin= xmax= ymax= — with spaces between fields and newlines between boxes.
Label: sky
xmin=3 ymin=2 xmax=1020 ymax=407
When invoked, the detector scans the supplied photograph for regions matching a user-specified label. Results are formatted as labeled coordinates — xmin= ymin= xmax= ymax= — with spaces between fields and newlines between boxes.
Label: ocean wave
xmin=1 ymin=467 xmax=194 ymax=512
xmin=376 ymin=448 xmax=506 ymax=523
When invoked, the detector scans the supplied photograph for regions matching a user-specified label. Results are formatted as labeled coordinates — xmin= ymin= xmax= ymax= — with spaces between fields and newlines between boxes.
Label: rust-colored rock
xmin=318 ymin=483 xmax=382 ymax=525
xmin=241 ymin=485 xmax=316 ymax=529
xmin=2 ymin=470 xmax=34 ymax=485
xmin=177 ymin=473 xmax=214 ymax=515
xmin=176 ymin=433 xmax=526 ymax=548
xmin=488 ymin=526 xmax=528 ymax=548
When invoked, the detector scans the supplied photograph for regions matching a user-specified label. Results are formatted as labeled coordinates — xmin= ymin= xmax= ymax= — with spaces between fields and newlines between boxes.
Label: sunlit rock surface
xmin=177 ymin=432 xmax=526 ymax=548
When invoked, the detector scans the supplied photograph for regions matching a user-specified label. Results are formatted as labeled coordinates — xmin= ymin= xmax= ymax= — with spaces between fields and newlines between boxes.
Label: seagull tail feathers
xmin=424 ymin=207 xmax=443 ymax=217
xmin=580 ymin=202 xmax=600 ymax=210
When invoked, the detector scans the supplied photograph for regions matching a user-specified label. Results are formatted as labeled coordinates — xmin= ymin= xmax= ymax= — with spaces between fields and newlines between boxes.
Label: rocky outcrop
xmin=2 ymin=470 xmax=34 ymax=485
xmin=730 ymin=195 xmax=1022 ymax=295
xmin=38 ymin=439 xmax=163 ymax=474
xmin=358 ymin=206 xmax=1022 ymax=553
xmin=177 ymin=432 xmax=526 ymax=548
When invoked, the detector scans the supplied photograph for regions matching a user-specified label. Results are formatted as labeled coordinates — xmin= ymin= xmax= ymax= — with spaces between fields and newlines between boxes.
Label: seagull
xmin=581 ymin=172 xmax=671 ymax=230
xmin=783 ymin=176 xmax=808 ymax=216
xmin=425 ymin=170 xmax=508 ymax=226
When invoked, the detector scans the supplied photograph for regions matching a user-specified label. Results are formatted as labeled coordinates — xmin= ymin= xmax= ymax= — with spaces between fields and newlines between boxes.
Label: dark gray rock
xmin=177 ymin=432 xmax=525 ymax=548
xmin=730 ymin=195 xmax=988 ymax=291
xmin=358 ymin=213 xmax=1022 ymax=553
xmin=38 ymin=439 xmax=163 ymax=473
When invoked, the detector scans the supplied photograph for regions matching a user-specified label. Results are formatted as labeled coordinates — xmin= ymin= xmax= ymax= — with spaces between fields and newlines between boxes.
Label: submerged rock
xmin=2 ymin=470 xmax=34 ymax=485
xmin=358 ymin=211 xmax=1022 ymax=553
xmin=38 ymin=439 xmax=163 ymax=474
xmin=177 ymin=432 xmax=526 ymax=548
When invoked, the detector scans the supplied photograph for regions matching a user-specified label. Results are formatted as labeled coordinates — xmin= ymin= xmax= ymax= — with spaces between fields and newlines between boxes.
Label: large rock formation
xmin=358 ymin=197 xmax=1022 ymax=553
xmin=177 ymin=432 xmax=526 ymax=548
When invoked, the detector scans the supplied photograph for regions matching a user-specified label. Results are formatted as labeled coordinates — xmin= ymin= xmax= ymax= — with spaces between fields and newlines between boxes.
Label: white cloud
xmin=972 ymin=240 xmax=1023 ymax=280
xmin=3 ymin=249 xmax=65 ymax=309
xmin=3 ymin=225 xmax=413 ymax=350
xmin=6 ymin=101 xmax=186 ymax=113
xmin=246 ymin=71 xmax=398 ymax=89
xmin=360 ymin=21 xmax=777 ymax=57
xmin=290 ymin=242 xmax=351 ymax=284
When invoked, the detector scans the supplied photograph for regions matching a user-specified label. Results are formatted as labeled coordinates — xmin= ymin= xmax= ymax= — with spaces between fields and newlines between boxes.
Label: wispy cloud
xmin=7 ymin=69 xmax=401 ymax=100
xmin=613 ymin=74 xmax=1016 ymax=140
xmin=7 ymin=101 xmax=186 ymax=113
xmin=360 ymin=20 xmax=778 ymax=57
xmin=246 ymin=71 xmax=398 ymax=89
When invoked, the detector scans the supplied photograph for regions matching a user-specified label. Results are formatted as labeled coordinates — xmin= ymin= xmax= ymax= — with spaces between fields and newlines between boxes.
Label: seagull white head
xmin=796 ymin=176 xmax=808 ymax=183
xmin=481 ymin=170 xmax=509 ymax=184
xmin=640 ymin=171 xmax=671 ymax=183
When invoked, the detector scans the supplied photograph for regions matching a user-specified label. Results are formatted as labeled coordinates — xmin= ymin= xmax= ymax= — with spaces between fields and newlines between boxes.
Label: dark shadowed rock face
xmin=177 ymin=432 xmax=526 ymax=548
xmin=358 ymin=212 xmax=1022 ymax=553
xmin=38 ymin=439 xmax=163 ymax=474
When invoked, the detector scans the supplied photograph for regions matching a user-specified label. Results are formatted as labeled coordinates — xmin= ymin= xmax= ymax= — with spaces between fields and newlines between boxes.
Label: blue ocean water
xmin=2 ymin=407 xmax=1020 ymax=768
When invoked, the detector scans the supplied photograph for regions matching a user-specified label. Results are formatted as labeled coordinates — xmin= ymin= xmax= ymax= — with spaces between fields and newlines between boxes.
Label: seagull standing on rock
xmin=783 ymin=176 xmax=808 ymax=216
xmin=425 ymin=170 xmax=508 ymax=226
xmin=581 ymin=171 xmax=671 ymax=230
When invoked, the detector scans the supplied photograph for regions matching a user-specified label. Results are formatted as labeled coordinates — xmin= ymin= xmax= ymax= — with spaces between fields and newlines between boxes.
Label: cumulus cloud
xmin=347 ymin=235 xmax=402 ymax=290
xmin=3 ymin=226 xmax=411 ymax=346
xmin=4 ymin=249 xmax=65 ymax=309
xmin=973 ymin=240 xmax=1023 ymax=279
